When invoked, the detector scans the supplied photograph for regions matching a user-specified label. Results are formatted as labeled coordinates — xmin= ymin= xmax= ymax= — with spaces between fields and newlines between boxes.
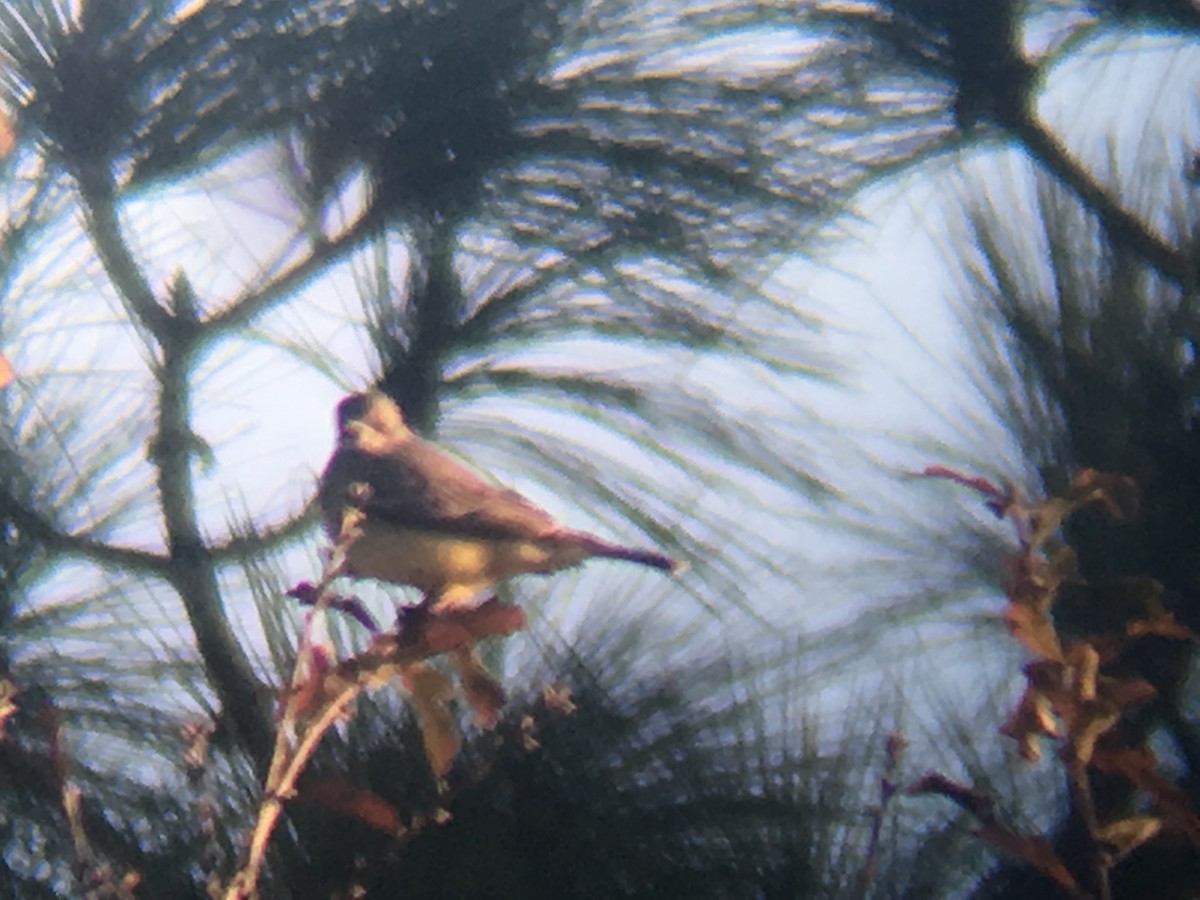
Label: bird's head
xmin=336 ymin=391 xmax=410 ymax=445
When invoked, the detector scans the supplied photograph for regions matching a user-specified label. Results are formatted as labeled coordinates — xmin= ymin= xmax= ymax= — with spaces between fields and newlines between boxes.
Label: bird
xmin=318 ymin=391 xmax=681 ymax=613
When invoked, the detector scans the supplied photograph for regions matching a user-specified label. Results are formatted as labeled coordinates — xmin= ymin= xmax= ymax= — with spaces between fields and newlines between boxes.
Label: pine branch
xmin=1011 ymin=112 xmax=1191 ymax=289
xmin=72 ymin=165 xmax=275 ymax=772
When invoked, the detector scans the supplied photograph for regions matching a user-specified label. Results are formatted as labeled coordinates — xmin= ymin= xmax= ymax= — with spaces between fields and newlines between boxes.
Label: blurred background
xmin=0 ymin=1 xmax=1197 ymax=896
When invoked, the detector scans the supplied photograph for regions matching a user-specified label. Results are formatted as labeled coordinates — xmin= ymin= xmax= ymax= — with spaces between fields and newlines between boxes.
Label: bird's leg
xmin=395 ymin=587 xmax=483 ymax=643
xmin=393 ymin=601 xmax=431 ymax=643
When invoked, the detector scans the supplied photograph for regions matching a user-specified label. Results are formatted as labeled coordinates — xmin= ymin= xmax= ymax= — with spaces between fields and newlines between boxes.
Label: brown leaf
xmin=287 ymin=581 xmax=381 ymax=633
xmin=0 ymin=111 xmax=13 ymax=161
xmin=1048 ymin=647 xmax=1152 ymax=766
xmin=1095 ymin=675 xmax=1155 ymax=713
xmin=1127 ymin=606 xmax=1194 ymax=641
xmin=1097 ymin=815 xmax=1162 ymax=863
xmin=0 ymin=679 xmax=18 ymax=741
xmin=919 ymin=465 xmax=1016 ymax=517
xmin=906 ymin=772 xmax=994 ymax=820
xmin=1045 ymin=544 xmax=1079 ymax=582
xmin=542 ymin=685 xmax=577 ymax=716
xmin=1026 ymin=497 xmax=1074 ymax=550
xmin=1003 ymin=551 xmax=1063 ymax=616
xmin=294 ymin=776 xmax=400 ymax=834
xmin=906 ymin=773 xmax=1078 ymax=895
xmin=1001 ymin=686 xmax=1059 ymax=762
xmin=907 ymin=772 xmax=1080 ymax=897
xmin=1069 ymin=469 xmax=1140 ymax=522
xmin=1063 ymin=699 xmax=1120 ymax=766
xmin=1065 ymin=643 xmax=1100 ymax=702
xmin=974 ymin=825 xmax=1079 ymax=895
xmin=520 ymin=715 xmax=540 ymax=752
xmin=0 ymin=352 xmax=13 ymax=389
xmin=451 ymin=646 xmax=506 ymax=728
xmin=281 ymin=653 xmax=358 ymax=722
xmin=1004 ymin=602 xmax=1063 ymax=661
xmin=420 ymin=599 xmax=527 ymax=653
xmin=180 ymin=720 xmax=212 ymax=781
xmin=1093 ymin=746 xmax=1200 ymax=847
xmin=402 ymin=663 xmax=459 ymax=777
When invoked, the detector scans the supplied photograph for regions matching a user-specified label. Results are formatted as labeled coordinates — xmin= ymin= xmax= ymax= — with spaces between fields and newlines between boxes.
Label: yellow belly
xmin=344 ymin=523 xmax=587 ymax=597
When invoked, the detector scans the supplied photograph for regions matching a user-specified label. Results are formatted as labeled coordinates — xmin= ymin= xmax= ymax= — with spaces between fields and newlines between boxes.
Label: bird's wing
xmin=325 ymin=437 xmax=562 ymax=542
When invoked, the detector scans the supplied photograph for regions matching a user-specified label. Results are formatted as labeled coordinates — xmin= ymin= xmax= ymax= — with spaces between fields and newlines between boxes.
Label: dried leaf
xmin=1027 ymin=646 xmax=1152 ymax=766
xmin=451 ymin=646 xmax=506 ymax=728
xmin=119 ymin=871 xmax=142 ymax=894
xmin=1128 ymin=610 xmax=1194 ymax=641
xmin=1003 ymin=552 xmax=1062 ymax=617
xmin=1093 ymin=746 xmax=1200 ymax=847
xmin=974 ymin=825 xmax=1079 ymax=895
xmin=420 ymin=599 xmax=527 ymax=652
xmin=1046 ymin=544 xmax=1079 ymax=582
xmin=542 ymin=685 xmax=576 ymax=717
xmin=180 ymin=720 xmax=212 ymax=781
xmin=1095 ymin=675 xmax=1155 ymax=713
xmin=295 ymin=776 xmax=400 ymax=834
xmin=919 ymin=465 xmax=1016 ymax=517
xmin=402 ymin=663 xmax=459 ymax=777
xmin=905 ymin=772 xmax=994 ymax=820
xmin=1066 ymin=643 xmax=1100 ymax=702
xmin=0 ymin=111 xmax=12 ymax=160
xmin=1069 ymin=469 xmax=1140 ymax=522
xmin=1001 ymin=687 xmax=1059 ymax=762
xmin=287 ymin=581 xmax=380 ymax=633
xmin=1097 ymin=815 xmax=1162 ymax=863
xmin=1064 ymin=699 xmax=1120 ymax=766
xmin=520 ymin=715 xmax=540 ymax=752
xmin=1004 ymin=603 xmax=1063 ymax=661
xmin=1026 ymin=497 xmax=1073 ymax=550
xmin=62 ymin=785 xmax=93 ymax=866
xmin=281 ymin=652 xmax=359 ymax=722
xmin=906 ymin=772 xmax=1077 ymax=895
xmin=0 ymin=679 xmax=18 ymax=740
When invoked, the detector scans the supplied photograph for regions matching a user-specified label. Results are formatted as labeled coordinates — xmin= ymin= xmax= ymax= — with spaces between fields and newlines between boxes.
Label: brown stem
xmin=856 ymin=732 xmax=907 ymax=894
xmin=1065 ymin=756 xmax=1112 ymax=900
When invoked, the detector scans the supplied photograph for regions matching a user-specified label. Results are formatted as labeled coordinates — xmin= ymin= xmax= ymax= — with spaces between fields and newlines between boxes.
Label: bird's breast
xmin=344 ymin=522 xmax=587 ymax=592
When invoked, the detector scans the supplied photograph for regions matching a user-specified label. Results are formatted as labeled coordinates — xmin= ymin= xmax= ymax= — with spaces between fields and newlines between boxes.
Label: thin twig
xmin=856 ymin=732 xmax=907 ymax=894
xmin=1064 ymin=755 xmax=1113 ymax=900
xmin=224 ymin=516 xmax=359 ymax=900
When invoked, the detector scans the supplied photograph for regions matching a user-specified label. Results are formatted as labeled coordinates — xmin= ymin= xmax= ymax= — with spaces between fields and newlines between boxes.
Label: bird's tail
xmin=572 ymin=533 xmax=685 ymax=573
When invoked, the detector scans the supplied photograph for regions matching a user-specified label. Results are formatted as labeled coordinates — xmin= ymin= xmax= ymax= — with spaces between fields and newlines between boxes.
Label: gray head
xmin=335 ymin=391 xmax=408 ymax=439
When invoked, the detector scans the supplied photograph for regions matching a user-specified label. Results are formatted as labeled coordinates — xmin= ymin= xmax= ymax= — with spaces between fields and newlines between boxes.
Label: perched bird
xmin=319 ymin=391 xmax=681 ymax=612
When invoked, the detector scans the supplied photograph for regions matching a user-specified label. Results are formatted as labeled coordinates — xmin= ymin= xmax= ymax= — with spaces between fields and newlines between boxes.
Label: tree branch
xmin=201 ymin=204 xmax=384 ymax=344
xmin=75 ymin=173 xmax=175 ymax=339
xmin=208 ymin=500 xmax=319 ymax=565
xmin=74 ymin=165 xmax=276 ymax=772
xmin=1012 ymin=113 xmax=1191 ymax=289
xmin=5 ymin=502 xmax=170 ymax=575
xmin=153 ymin=352 xmax=275 ymax=772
